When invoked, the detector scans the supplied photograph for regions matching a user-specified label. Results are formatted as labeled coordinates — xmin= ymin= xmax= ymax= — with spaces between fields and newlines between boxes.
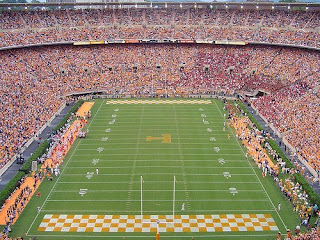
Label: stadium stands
xmin=0 ymin=6 xmax=320 ymax=239
xmin=0 ymin=9 xmax=319 ymax=48
xmin=0 ymin=43 xmax=319 ymax=173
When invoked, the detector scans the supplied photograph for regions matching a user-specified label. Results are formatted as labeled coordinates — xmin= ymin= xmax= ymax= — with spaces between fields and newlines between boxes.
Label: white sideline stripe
xmin=26 ymin=100 xmax=106 ymax=235
xmin=52 ymin=189 xmax=264 ymax=193
xmin=46 ymin=199 xmax=269 ymax=202
xmin=212 ymin=100 xmax=288 ymax=230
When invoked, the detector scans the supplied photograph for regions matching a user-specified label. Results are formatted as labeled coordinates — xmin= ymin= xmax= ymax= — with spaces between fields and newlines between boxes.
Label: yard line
xmin=89 ymin=126 xmax=225 ymax=129
xmin=58 ymin=181 xmax=260 ymax=184
xmin=52 ymin=189 xmax=265 ymax=193
xmin=70 ymin=159 xmax=248 ymax=162
xmin=72 ymin=153 xmax=244 ymax=156
xmin=92 ymin=121 xmax=226 ymax=124
xmin=40 ymin=209 xmax=276 ymax=213
xmin=79 ymin=143 xmax=239 ymax=146
xmin=46 ymin=199 xmax=269 ymax=202
xmin=66 ymin=166 xmax=251 ymax=169
xmin=89 ymin=129 xmax=227 ymax=132
xmin=89 ymin=133 xmax=232 ymax=135
xmin=82 ymin=137 xmax=234 ymax=140
xmin=62 ymin=173 xmax=255 ymax=176
xmin=75 ymin=147 xmax=240 ymax=151
xmin=27 ymin=100 xmax=106 ymax=236
xmin=212 ymin=100 xmax=288 ymax=230
xmin=27 ymin=233 xmax=280 ymax=239
xmin=125 ymin=105 xmax=145 ymax=211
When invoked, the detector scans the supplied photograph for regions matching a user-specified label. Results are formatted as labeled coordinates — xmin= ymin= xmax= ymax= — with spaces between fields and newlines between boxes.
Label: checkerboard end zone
xmin=38 ymin=214 xmax=279 ymax=233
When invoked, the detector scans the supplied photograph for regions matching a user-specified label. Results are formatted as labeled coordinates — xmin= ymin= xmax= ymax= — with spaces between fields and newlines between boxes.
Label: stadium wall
xmin=0 ymin=40 xmax=320 ymax=52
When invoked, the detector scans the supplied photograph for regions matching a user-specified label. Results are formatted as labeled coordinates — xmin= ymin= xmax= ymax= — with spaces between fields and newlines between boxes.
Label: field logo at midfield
xmin=146 ymin=134 xmax=171 ymax=143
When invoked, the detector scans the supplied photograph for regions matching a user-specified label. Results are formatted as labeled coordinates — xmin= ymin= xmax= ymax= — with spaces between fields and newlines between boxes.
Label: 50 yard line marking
xmin=26 ymin=100 xmax=106 ymax=236
xmin=212 ymin=99 xmax=287 ymax=231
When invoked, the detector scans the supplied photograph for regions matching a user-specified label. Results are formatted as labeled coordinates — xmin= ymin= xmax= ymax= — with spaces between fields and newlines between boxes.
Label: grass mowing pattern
xmin=13 ymin=99 xmax=300 ymax=240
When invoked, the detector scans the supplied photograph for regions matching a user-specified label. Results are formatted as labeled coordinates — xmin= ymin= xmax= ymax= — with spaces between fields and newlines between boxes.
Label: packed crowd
xmin=293 ymin=228 xmax=320 ymax=240
xmin=0 ymin=43 xmax=319 ymax=176
xmin=252 ymin=82 xmax=320 ymax=172
xmin=228 ymin=102 xmax=320 ymax=240
xmin=0 ymin=9 xmax=319 ymax=48
xmin=5 ymin=185 xmax=32 ymax=226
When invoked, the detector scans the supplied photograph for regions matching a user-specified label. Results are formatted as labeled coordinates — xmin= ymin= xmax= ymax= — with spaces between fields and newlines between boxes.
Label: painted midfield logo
xmin=146 ymin=134 xmax=171 ymax=143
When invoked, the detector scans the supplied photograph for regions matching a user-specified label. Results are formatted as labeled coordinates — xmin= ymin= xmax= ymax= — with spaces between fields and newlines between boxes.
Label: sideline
xmin=26 ymin=100 xmax=104 ymax=236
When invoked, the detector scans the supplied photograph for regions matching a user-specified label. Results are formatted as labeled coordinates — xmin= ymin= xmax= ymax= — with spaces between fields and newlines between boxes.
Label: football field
xmin=22 ymin=99 xmax=293 ymax=239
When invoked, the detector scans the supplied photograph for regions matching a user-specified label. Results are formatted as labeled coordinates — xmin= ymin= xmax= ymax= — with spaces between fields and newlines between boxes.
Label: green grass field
xmin=12 ymin=99 xmax=301 ymax=240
